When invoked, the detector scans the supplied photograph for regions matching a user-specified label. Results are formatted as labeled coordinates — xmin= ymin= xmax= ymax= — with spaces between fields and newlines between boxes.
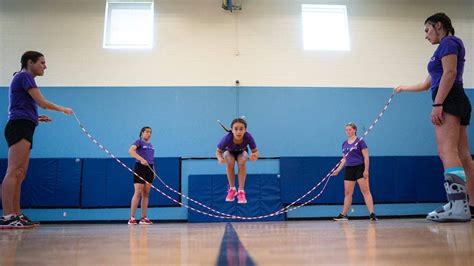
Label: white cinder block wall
xmin=0 ymin=0 xmax=472 ymax=87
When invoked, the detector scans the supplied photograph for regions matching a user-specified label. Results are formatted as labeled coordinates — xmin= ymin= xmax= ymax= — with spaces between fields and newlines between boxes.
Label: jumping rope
xmin=72 ymin=91 xmax=396 ymax=220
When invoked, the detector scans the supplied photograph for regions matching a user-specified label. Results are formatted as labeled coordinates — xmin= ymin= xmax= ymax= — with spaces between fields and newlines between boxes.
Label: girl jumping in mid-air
xmin=216 ymin=118 xmax=259 ymax=204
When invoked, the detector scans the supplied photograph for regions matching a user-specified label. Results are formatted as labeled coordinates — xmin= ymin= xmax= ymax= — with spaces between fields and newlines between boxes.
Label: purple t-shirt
xmin=132 ymin=139 xmax=155 ymax=164
xmin=342 ymin=138 xmax=367 ymax=166
xmin=217 ymin=132 xmax=257 ymax=152
xmin=8 ymin=71 xmax=39 ymax=125
xmin=427 ymin=35 xmax=465 ymax=93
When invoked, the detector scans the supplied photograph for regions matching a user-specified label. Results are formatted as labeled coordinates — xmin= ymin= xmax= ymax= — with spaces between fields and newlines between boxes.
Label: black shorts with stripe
xmin=432 ymin=83 xmax=472 ymax=126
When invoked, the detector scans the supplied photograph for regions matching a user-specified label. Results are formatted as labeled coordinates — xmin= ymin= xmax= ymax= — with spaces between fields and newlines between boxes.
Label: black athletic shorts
xmin=133 ymin=163 xmax=155 ymax=184
xmin=4 ymin=119 xmax=36 ymax=149
xmin=432 ymin=83 xmax=471 ymax=126
xmin=225 ymin=150 xmax=248 ymax=160
xmin=344 ymin=164 xmax=365 ymax=181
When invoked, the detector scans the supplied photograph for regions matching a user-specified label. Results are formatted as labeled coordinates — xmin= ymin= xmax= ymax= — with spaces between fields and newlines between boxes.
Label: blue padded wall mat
xmin=81 ymin=157 xmax=181 ymax=207
xmin=188 ymin=174 xmax=284 ymax=223
xmin=280 ymin=156 xmax=446 ymax=205
xmin=0 ymin=158 xmax=81 ymax=207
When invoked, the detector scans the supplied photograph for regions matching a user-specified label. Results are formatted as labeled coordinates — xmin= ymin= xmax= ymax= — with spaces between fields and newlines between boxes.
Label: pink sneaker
xmin=226 ymin=187 xmax=237 ymax=202
xmin=237 ymin=190 xmax=247 ymax=204
xmin=139 ymin=217 xmax=153 ymax=225
xmin=127 ymin=217 xmax=138 ymax=225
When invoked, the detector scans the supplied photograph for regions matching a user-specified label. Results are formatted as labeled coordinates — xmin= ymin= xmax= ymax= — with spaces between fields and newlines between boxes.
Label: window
xmin=103 ymin=1 xmax=154 ymax=49
xmin=302 ymin=4 xmax=350 ymax=51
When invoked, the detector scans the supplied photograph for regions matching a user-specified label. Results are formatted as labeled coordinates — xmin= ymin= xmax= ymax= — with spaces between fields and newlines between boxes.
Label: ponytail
xmin=425 ymin=13 xmax=455 ymax=36
xmin=217 ymin=120 xmax=231 ymax=132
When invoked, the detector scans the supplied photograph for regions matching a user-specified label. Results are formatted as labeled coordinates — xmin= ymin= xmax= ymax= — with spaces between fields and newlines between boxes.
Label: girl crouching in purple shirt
xmin=216 ymin=118 xmax=259 ymax=204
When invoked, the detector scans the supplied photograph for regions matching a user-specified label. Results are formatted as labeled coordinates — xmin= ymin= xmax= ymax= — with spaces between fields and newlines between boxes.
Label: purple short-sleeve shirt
xmin=342 ymin=138 xmax=367 ymax=166
xmin=217 ymin=132 xmax=257 ymax=152
xmin=132 ymin=139 xmax=155 ymax=164
xmin=8 ymin=71 xmax=39 ymax=125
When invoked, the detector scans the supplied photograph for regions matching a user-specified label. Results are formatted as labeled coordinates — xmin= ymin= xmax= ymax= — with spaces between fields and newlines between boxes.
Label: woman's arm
xmin=362 ymin=148 xmax=369 ymax=179
xmin=28 ymin=88 xmax=72 ymax=114
xmin=331 ymin=157 xmax=346 ymax=176
xmin=129 ymin=145 xmax=148 ymax=165
xmin=394 ymin=75 xmax=431 ymax=93
xmin=216 ymin=148 xmax=225 ymax=164
xmin=249 ymin=148 xmax=259 ymax=161
xmin=431 ymin=54 xmax=457 ymax=125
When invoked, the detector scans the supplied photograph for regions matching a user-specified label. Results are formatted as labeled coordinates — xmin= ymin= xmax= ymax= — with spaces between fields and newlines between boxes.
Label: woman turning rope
xmin=128 ymin=127 xmax=155 ymax=225
xmin=395 ymin=13 xmax=472 ymax=222
xmin=331 ymin=123 xmax=377 ymax=221
xmin=1 ymin=51 xmax=72 ymax=229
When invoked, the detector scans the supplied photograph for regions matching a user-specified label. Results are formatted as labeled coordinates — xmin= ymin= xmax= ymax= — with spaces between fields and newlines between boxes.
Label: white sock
xmin=2 ymin=214 xmax=16 ymax=220
xmin=230 ymin=186 xmax=236 ymax=190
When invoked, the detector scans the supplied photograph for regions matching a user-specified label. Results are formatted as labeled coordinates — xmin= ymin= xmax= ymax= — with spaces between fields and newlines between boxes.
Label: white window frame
xmin=103 ymin=1 xmax=154 ymax=49
xmin=302 ymin=4 xmax=350 ymax=51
